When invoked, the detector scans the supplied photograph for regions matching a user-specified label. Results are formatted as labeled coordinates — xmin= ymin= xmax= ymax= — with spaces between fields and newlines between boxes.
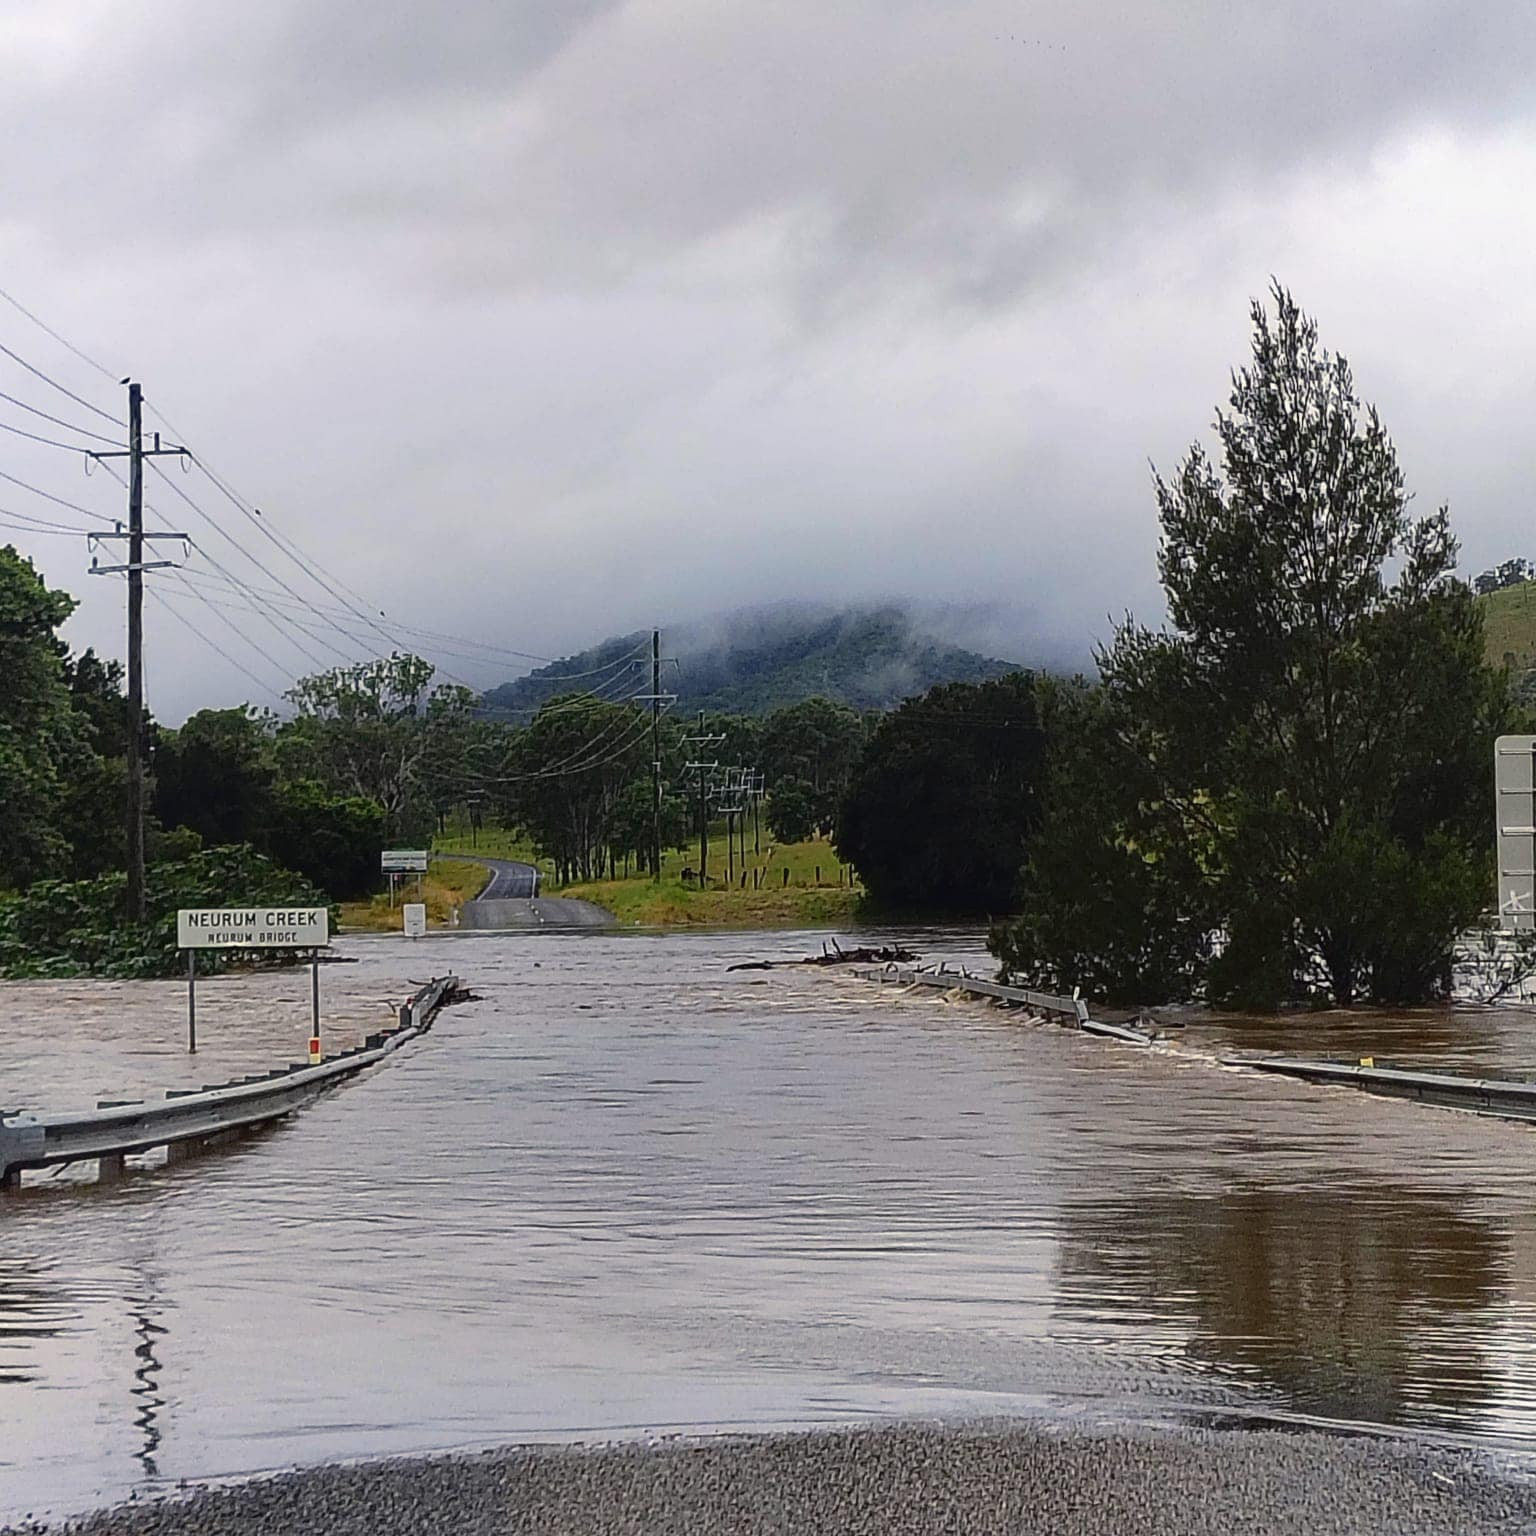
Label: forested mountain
xmin=482 ymin=605 xmax=1020 ymax=717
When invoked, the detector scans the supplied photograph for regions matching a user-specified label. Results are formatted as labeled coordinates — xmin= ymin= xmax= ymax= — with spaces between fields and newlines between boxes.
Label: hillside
xmin=1481 ymin=580 xmax=1536 ymax=674
xmin=482 ymin=605 xmax=1021 ymax=717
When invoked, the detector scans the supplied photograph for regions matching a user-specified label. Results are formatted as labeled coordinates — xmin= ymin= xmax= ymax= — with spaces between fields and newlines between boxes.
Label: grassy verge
xmin=338 ymin=857 xmax=489 ymax=933
xmin=563 ymin=836 xmax=865 ymax=928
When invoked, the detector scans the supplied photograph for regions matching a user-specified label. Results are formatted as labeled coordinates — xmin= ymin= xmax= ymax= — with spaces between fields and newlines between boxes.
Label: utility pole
xmin=86 ymin=382 xmax=186 ymax=924
xmin=681 ymin=711 xmax=724 ymax=886
xmin=651 ymin=628 xmax=662 ymax=880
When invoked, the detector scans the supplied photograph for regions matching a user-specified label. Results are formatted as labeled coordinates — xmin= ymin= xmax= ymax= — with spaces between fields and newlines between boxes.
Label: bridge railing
xmin=1 ymin=974 xmax=460 ymax=1189
xmin=852 ymin=964 xmax=1154 ymax=1045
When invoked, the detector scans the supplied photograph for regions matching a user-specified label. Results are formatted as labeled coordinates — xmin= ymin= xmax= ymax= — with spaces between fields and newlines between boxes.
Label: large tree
xmin=994 ymin=286 xmax=1510 ymax=1007
xmin=0 ymin=548 xmax=92 ymax=887
xmin=760 ymin=697 xmax=866 ymax=832
xmin=837 ymin=673 xmax=1044 ymax=914
xmin=154 ymin=707 xmax=276 ymax=849
xmin=509 ymin=696 xmax=653 ymax=881
xmin=276 ymin=653 xmax=474 ymax=841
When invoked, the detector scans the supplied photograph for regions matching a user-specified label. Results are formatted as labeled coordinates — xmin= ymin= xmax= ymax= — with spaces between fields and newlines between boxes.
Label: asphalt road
xmin=474 ymin=855 xmax=541 ymax=900
xmin=435 ymin=853 xmax=613 ymax=929
xmin=435 ymin=853 xmax=540 ymax=900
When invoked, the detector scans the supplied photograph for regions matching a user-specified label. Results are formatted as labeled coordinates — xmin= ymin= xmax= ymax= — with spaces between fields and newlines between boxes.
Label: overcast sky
xmin=3 ymin=0 xmax=1536 ymax=721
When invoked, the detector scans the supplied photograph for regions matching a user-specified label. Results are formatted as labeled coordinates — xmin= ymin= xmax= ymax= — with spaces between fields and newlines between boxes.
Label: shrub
xmin=0 ymin=844 xmax=334 ymax=979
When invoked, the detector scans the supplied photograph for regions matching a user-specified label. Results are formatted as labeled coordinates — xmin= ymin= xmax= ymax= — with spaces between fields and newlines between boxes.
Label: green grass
xmin=388 ymin=813 xmax=865 ymax=929
xmin=1481 ymin=581 xmax=1536 ymax=671
xmin=338 ymin=857 xmax=489 ymax=932
xmin=432 ymin=826 xmax=543 ymax=864
xmin=563 ymin=835 xmax=865 ymax=928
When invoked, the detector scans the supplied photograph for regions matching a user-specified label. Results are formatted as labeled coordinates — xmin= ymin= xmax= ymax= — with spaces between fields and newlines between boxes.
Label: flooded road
xmin=5 ymin=927 xmax=1536 ymax=1520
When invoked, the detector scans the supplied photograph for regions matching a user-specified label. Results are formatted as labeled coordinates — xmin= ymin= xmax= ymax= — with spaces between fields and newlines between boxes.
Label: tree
xmin=265 ymin=780 xmax=386 ymax=900
xmin=760 ymin=697 xmax=866 ymax=832
xmin=154 ymin=707 xmax=276 ymax=849
xmin=766 ymin=778 xmax=817 ymax=844
xmin=990 ymin=678 xmax=1214 ymax=1004
xmin=994 ymin=285 xmax=1510 ymax=1007
xmin=277 ymin=653 xmax=473 ymax=842
xmin=0 ymin=547 xmax=91 ymax=888
xmin=509 ymin=696 xmax=651 ymax=881
xmin=55 ymin=648 xmax=131 ymax=879
xmin=836 ymin=673 xmax=1044 ymax=913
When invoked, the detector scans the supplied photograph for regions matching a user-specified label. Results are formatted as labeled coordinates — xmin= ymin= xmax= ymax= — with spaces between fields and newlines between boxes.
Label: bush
xmin=0 ymin=845 xmax=334 ymax=979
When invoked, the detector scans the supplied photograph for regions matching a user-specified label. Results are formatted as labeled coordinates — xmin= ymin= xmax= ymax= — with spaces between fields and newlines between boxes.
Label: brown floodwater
xmin=4 ymin=927 xmax=1536 ymax=1522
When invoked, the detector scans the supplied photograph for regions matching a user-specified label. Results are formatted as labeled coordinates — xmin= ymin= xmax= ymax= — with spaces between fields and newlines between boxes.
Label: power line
xmin=92 ymin=454 xmax=372 ymax=672
xmin=0 ymin=287 xmax=661 ymax=699
xmin=0 ymin=516 xmax=88 ymax=537
xmin=0 ymin=387 xmax=119 ymax=446
xmin=0 ymin=414 xmax=99 ymax=452
xmin=0 ymin=465 xmax=117 ymax=523
xmin=155 ymin=570 xmax=339 ymax=675
xmin=0 ymin=339 xmax=124 ymax=426
xmin=0 ymin=503 xmax=96 ymax=534
xmin=434 ymin=711 xmax=656 ymax=788
xmin=145 ymin=587 xmax=288 ymax=704
xmin=0 ymin=283 xmax=120 ymax=384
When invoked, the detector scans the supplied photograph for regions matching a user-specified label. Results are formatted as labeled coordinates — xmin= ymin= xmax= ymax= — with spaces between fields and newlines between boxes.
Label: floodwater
xmin=5 ymin=928 xmax=1536 ymax=1521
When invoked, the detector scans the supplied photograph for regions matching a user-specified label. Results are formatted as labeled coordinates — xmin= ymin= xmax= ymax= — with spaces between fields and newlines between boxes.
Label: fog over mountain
xmin=3 ymin=3 xmax=1536 ymax=721
xmin=483 ymin=601 xmax=1041 ymax=717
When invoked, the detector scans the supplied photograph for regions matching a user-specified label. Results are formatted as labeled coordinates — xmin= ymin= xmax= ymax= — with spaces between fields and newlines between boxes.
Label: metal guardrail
xmin=853 ymin=966 xmax=1536 ymax=1123
xmin=852 ymin=964 xmax=1154 ymax=1045
xmin=1223 ymin=1053 xmax=1536 ymax=1122
xmin=0 ymin=974 xmax=461 ymax=1189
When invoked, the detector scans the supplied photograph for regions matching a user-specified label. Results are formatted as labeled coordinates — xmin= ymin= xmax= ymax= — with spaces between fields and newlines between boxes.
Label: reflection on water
xmin=0 ymin=1257 xmax=69 ymax=1385
xmin=5 ymin=926 xmax=1536 ymax=1521
xmin=1060 ymin=1187 xmax=1506 ymax=1429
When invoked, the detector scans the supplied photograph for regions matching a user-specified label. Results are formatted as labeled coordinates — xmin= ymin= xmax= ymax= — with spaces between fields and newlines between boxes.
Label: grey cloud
xmin=2 ymin=2 xmax=1535 ymax=722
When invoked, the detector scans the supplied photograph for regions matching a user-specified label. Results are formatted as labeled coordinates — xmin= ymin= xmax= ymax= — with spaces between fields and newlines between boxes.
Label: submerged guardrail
xmin=0 ymin=974 xmax=462 ymax=1190
xmin=855 ymin=964 xmax=1536 ymax=1126
xmin=852 ymin=964 xmax=1154 ymax=1046
xmin=1223 ymin=1053 xmax=1536 ymax=1123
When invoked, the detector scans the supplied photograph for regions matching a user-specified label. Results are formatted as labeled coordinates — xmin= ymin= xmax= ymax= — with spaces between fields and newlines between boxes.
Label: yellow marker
xmin=1359 ymin=1056 xmax=1374 ymax=1068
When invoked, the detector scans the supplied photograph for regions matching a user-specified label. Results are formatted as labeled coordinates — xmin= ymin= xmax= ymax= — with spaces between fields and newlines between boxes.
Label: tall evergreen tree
xmin=995 ymin=286 xmax=1510 ymax=1007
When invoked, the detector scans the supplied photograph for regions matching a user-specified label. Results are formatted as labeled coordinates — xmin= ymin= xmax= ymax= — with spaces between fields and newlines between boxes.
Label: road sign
xmin=1496 ymin=736 xmax=1536 ymax=931
xmin=382 ymin=849 xmax=429 ymax=873
xmin=403 ymin=902 xmax=427 ymax=938
xmin=177 ymin=907 xmax=331 ymax=949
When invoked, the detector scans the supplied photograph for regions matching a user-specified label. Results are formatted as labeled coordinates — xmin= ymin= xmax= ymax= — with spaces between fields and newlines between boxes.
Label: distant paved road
xmin=434 ymin=853 xmax=613 ymax=929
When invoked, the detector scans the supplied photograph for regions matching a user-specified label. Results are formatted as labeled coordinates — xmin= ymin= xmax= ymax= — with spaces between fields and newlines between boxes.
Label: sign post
xmin=187 ymin=949 xmax=198 ymax=1054
xmin=382 ymin=852 xmax=427 ymax=913
xmin=177 ymin=906 xmax=332 ymax=1057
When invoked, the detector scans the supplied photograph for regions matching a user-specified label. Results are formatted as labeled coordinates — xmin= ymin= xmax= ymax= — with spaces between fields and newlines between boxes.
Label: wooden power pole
xmin=86 ymin=382 xmax=186 ymax=923
xmin=651 ymin=628 xmax=662 ymax=880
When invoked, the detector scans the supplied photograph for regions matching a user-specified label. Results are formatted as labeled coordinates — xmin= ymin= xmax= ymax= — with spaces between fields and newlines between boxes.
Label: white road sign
xmin=381 ymin=849 xmax=429 ymax=873
xmin=1496 ymin=735 xmax=1536 ymax=931
xmin=178 ymin=907 xmax=331 ymax=950
xmin=403 ymin=902 xmax=427 ymax=938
